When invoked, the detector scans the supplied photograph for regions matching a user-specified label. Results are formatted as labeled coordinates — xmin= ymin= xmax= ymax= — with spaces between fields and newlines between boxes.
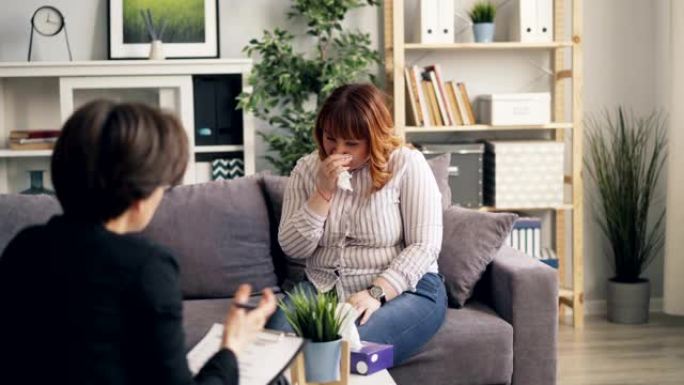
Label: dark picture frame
xmin=107 ymin=0 xmax=219 ymax=59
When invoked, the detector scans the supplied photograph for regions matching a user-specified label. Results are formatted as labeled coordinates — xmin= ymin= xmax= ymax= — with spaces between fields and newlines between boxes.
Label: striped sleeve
xmin=380 ymin=150 xmax=443 ymax=294
xmin=278 ymin=157 xmax=326 ymax=260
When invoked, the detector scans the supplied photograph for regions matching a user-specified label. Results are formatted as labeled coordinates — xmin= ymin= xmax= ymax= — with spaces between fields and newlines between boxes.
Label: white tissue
xmin=335 ymin=302 xmax=362 ymax=350
xmin=337 ymin=170 xmax=353 ymax=192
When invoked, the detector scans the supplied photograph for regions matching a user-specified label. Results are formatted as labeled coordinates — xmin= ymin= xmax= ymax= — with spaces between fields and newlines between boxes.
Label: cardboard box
xmin=350 ymin=341 xmax=394 ymax=375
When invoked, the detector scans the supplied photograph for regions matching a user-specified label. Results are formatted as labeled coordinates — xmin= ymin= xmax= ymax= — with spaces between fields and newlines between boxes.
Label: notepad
xmin=187 ymin=324 xmax=305 ymax=385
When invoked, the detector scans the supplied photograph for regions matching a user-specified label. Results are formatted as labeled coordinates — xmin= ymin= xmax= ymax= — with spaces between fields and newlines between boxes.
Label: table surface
xmin=284 ymin=368 xmax=396 ymax=385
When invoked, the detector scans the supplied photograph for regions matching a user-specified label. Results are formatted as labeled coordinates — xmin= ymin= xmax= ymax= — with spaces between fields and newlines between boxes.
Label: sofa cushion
xmin=142 ymin=177 xmax=278 ymax=299
xmin=438 ymin=207 xmax=517 ymax=308
xmin=0 ymin=194 xmax=61 ymax=256
xmin=389 ymin=301 xmax=513 ymax=385
xmin=260 ymin=173 xmax=305 ymax=291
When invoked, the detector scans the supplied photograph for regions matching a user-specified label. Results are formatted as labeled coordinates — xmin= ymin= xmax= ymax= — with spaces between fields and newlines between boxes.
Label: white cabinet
xmin=0 ymin=59 xmax=255 ymax=193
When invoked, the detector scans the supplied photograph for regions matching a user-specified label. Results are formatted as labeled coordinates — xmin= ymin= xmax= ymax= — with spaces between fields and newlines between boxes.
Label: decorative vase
xmin=303 ymin=338 xmax=342 ymax=383
xmin=607 ymin=278 xmax=650 ymax=324
xmin=473 ymin=22 xmax=495 ymax=43
xmin=20 ymin=170 xmax=53 ymax=195
xmin=149 ymin=40 xmax=165 ymax=60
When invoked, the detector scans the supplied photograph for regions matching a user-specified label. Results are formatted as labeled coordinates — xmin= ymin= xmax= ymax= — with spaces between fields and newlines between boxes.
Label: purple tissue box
xmin=350 ymin=341 xmax=394 ymax=375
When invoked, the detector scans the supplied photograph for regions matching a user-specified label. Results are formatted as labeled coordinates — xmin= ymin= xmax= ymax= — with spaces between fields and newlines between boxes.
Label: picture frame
xmin=107 ymin=0 xmax=219 ymax=59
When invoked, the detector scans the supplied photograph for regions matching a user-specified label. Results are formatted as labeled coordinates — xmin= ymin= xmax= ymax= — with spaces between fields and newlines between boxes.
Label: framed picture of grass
xmin=108 ymin=0 xmax=218 ymax=59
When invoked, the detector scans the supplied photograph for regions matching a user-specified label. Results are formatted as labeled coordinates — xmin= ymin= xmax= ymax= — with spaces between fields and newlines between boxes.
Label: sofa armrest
xmin=489 ymin=245 xmax=558 ymax=385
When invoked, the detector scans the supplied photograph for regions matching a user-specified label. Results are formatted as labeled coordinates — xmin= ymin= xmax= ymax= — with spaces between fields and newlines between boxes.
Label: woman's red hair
xmin=314 ymin=83 xmax=403 ymax=191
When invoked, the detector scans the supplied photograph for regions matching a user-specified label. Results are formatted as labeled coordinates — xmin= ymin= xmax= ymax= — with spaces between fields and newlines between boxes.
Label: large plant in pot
xmin=585 ymin=107 xmax=667 ymax=324
xmin=238 ymin=0 xmax=380 ymax=175
xmin=280 ymin=287 xmax=350 ymax=383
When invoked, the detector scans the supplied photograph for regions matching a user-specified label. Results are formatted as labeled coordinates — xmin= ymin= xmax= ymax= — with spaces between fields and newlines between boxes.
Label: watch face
xmin=32 ymin=6 xmax=64 ymax=36
xmin=369 ymin=286 xmax=384 ymax=299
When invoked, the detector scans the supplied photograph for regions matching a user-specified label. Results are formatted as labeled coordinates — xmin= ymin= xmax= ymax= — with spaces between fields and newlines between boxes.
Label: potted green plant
xmin=469 ymin=1 xmax=496 ymax=43
xmin=279 ymin=287 xmax=350 ymax=383
xmin=238 ymin=0 xmax=380 ymax=175
xmin=585 ymin=107 xmax=668 ymax=324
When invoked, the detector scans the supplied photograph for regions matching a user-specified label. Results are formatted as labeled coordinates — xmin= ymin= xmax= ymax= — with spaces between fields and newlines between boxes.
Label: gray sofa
xmin=0 ymin=173 xmax=557 ymax=385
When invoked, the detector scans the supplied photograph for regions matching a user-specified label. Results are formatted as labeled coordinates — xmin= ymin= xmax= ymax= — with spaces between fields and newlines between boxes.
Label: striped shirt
xmin=278 ymin=146 xmax=443 ymax=300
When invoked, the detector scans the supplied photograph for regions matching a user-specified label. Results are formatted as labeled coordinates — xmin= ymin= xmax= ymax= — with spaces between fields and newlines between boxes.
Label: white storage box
xmin=478 ymin=93 xmax=551 ymax=125
xmin=483 ymin=141 xmax=564 ymax=208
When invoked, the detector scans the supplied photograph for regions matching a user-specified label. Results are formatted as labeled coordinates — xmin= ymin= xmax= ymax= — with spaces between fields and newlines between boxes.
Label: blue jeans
xmin=266 ymin=273 xmax=447 ymax=365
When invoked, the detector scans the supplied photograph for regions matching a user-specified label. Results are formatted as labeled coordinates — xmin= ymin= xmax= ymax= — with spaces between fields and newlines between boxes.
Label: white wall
xmin=582 ymin=0 xmax=668 ymax=302
xmin=0 ymin=0 xmax=670 ymax=304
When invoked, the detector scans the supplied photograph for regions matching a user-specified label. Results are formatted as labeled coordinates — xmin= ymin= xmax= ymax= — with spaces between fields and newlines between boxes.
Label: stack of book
xmin=404 ymin=64 xmax=476 ymax=127
xmin=9 ymin=130 xmax=60 ymax=150
xmin=504 ymin=217 xmax=559 ymax=268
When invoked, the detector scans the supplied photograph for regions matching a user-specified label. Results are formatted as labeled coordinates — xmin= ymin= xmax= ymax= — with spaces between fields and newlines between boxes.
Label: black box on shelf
xmin=420 ymin=143 xmax=484 ymax=208
xmin=193 ymin=74 xmax=243 ymax=146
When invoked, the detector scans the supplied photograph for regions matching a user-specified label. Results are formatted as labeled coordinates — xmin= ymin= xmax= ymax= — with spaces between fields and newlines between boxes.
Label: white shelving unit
xmin=384 ymin=0 xmax=584 ymax=328
xmin=0 ymin=59 xmax=255 ymax=193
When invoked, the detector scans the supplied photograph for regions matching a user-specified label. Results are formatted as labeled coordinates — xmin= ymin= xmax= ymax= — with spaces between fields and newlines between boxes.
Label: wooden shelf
xmin=479 ymin=204 xmax=573 ymax=212
xmin=404 ymin=42 xmax=573 ymax=51
xmin=194 ymin=145 xmax=244 ymax=153
xmin=0 ymin=149 xmax=52 ymax=158
xmin=404 ymin=122 xmax=572 ymax=133
xmin=386 ymin=0 xmax=584 ymax=328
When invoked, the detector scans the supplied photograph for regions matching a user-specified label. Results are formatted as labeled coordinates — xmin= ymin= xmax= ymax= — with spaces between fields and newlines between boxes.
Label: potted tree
xmin=469 ymin=1 xmax=496 ymax=43
xmin=585 ymin=107 xmax=668 ymax=324
xmin=279 ymin=287 xmax=351 ymax=383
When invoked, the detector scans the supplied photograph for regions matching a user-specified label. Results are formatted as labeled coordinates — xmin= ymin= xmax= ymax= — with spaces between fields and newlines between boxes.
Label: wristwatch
xmin=367 ymin=285 xmax=387 ymax=305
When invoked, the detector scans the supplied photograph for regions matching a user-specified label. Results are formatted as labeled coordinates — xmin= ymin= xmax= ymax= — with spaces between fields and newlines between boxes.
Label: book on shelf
xmin=412 ymin=66 xmax=431 ymax=127
xmin=9 ymin=130 xmax=59 ymax=151
xmin=8 ymin=141 xmax=55 ymax=151
xmin=423 ymin=80 xmax=443 ymax=126
xmin=450 ymin=81 xmax=471 ymax=125
xmin=424 ymin=64 xmax=452 ymax=125
xmin=444 ymin=80 xmax=463 ymax=125
xmin=457 ymin=82 xmax=477 ymax=125
xmin=9 ymin=130 xmax=60 ymax=140
xmin=404 ymin=67 xmax=423 ymax=126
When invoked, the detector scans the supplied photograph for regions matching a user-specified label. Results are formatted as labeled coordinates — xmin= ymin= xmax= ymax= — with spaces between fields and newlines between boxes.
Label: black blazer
xmin=0 ymin=215 xmax=237 ymax=385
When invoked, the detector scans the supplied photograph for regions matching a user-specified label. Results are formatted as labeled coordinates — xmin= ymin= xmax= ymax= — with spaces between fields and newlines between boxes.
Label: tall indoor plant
xmin=238 ymin=0 xmax=380 ymax=175
xmin=585 ymin=107 xmax=668 ymax=324
xmin=279 ymin=288 xmax=350 ymax=383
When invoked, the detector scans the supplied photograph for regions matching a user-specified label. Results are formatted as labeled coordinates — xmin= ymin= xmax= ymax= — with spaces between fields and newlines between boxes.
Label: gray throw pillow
xmin=425 ymin=152 xmax=452 ymax=209
xmin=259 ymin=173 xmax=306 ymax=290
xmin=439 ymin=206 xmax=517 ymax=307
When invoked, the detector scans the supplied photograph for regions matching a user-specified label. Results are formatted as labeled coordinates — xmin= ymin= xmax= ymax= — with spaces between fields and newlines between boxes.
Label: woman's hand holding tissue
xmin=316 ymin=154 xmax=352 ymax=198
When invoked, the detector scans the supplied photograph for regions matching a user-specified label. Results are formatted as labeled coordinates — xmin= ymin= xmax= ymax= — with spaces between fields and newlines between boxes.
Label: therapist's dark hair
xmin=51 ymin=100 xmax=188 ymax=222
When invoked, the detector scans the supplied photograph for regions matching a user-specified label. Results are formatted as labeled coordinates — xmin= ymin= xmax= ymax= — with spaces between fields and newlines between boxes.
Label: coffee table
xmin=284 ymin=368 xmax=396 ymax=385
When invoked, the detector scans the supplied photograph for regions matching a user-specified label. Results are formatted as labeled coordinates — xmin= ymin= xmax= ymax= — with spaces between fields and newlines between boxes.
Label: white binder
xmin=415 ymin=0 xmax=454 ymax=44
xmin=509 ymin=0 xmax=553 ymax=43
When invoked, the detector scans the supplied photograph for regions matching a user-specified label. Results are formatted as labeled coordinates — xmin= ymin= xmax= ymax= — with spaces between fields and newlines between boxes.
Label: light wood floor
xmin=558 ymin=313 xmax=684 ymax=385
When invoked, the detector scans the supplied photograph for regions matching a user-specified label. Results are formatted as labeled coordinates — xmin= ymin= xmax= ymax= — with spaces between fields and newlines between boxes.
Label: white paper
xmin=187 ymin=324 xmax=304 ymax=385
xmin=336 ymin=302 xmax=362 ymax=350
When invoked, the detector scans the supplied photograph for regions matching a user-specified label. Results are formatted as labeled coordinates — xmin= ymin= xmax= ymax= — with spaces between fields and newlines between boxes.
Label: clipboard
xmin=187 ymin=324 xmax=305 ymax=385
